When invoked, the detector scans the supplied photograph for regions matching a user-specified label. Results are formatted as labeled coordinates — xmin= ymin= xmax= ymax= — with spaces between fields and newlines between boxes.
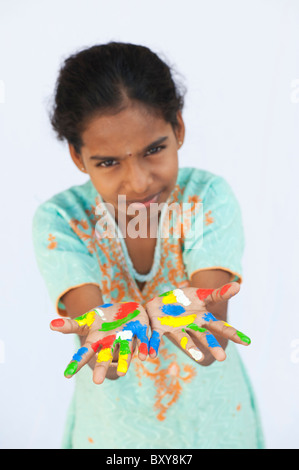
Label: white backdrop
xmin=1 ymin=0 xmax=298 ymax=449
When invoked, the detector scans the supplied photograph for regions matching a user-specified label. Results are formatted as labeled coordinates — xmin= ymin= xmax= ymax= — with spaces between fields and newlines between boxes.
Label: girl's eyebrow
xmin=89 ymin=136 xmax=168 ymax=160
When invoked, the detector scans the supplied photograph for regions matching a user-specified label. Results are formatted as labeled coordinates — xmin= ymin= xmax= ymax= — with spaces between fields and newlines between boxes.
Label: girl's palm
xmin=50 ymin=301 xmax=149 ymax=384
xmin=145 ymin=283 xmax=250 ymax=363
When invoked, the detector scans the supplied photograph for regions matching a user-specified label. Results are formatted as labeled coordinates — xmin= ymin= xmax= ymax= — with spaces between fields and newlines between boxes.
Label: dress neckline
xmin=94 ymin=190 xmax=174 ymax=296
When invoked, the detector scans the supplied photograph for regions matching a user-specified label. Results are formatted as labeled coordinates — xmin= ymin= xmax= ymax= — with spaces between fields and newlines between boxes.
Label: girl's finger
xmin=93 ymin=347 xmax=114 ymax=384
xmin=136 ymin=338 xmax=148 ymax=361
xmin=148 ymin=328 xmax=163 ymax=359
xmin=91 ymin=333 xmax=120 ymax=384
xmin=197 ymin=282 xmax=240 ymax=307
xmin=201 ymin=315 xmax=251 ymax=346
xmin=119 ymin=305 xmax=150 ymax=360
xmin=50 ymin=317 xmax=90 ymax=336
xmin=64 ymin=342 xmax=95 ymax=378
xmin=132 ymin=323 xmax=150 ymax=360
xmin=185 ymin=322 xmax=226 ymax=362
xmin=50 ymin=309 xmax=98 ymax=335
xmin=171 ymin=329 xmax=205 ymax=363
xmin=115 ymin=334 xmax=134 ymax=377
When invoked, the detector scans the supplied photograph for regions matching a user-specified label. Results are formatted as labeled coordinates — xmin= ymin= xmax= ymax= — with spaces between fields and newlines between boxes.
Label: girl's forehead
xmin=82 ymin=105 xmax=171 ymax=148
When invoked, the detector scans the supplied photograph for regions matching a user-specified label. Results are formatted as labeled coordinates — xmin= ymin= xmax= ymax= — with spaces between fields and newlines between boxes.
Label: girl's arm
xmin=60 ymin=283 xmax=120 ymax=380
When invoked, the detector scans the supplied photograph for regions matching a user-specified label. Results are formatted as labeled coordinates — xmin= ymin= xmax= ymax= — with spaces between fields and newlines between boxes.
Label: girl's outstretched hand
xmin=145 ymin=282 xmax=250 ymax=364
xmin=50 ymin=301 xmax=149 ymax=384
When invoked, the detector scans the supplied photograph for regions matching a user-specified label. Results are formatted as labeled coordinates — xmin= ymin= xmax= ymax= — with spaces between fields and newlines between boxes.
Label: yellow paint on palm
xmin=117 ymin=354 xmax=129 ymax=373
xmin=74 ymin=310 xmax=96 ymax=327
xmin=162 ymin=292 xmax=177 ymax=304
xmin=161 ymin=289 xmax=191 ymax=307
xmin=96 ymin=347 xmax=113 ymax=363
xmin=157 ymin=314 xmax=197 ymax=328
xmin=180 ymin=337 xmax=188 ymax=349
xmin=223 ymin=321 xmax=232 ymax=327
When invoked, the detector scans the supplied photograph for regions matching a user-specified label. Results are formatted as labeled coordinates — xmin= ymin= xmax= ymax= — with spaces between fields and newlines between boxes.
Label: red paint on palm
xmin=196 ymin=288 xmax=214 ymax=300
xmin=114 ymin=302 xmax=140 ymax=320
xmin=91 ymin=334 xmax=116 ymax=352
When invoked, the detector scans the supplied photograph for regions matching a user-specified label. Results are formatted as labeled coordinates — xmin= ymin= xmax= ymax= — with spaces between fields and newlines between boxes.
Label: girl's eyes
xmin=95 ymin=145 xmax=166 ymax=168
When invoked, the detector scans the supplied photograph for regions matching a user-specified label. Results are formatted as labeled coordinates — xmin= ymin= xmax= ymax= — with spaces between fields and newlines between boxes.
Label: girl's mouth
xmin=127 ymin=192 xmax=161 ymax=208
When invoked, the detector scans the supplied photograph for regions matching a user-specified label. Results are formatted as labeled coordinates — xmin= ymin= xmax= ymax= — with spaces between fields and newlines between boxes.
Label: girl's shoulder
xmin=32 ymin=179 xmax=96 ymax=223
xmin=177 ymin=166 xmax=234 ymax=201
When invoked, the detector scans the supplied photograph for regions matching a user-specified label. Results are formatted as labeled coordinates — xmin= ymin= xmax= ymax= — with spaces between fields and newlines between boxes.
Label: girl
xmin=32 ymin=42 xmax=264 ymax=449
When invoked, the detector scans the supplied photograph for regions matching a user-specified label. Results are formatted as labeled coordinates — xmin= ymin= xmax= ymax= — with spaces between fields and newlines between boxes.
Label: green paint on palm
xmin=64 ymin=361 xmax=78 ymax=377
xmin=184 ymin=323 xmax=207 ymax=333
xmin=236 ymin=331 xmax=251 ymax=344
xmin=159 ymin=291 xmax=173 ymax=296
xmin=99 ymin=309 xmax=140 ymax=332
xmin=75 ymin=312 xmax=88 ymax=323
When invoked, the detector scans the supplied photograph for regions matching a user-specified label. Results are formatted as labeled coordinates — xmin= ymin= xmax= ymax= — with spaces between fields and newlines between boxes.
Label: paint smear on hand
xmin=189 ymin=348 xmax=203 ymax=361
xmin=116 ymin=330 xmax=133 ymax=341
xmin=196 ymin=288 xmax=214 ymax=300
xmin=123 ymin=320 xmax=149 ymax=356
xmin=206 ymin=332 xmax=221 ymax=348
xmin=74 ymin=310 xmax=96 ymax=328
xmin=220 ymin=284 xmax=231 ymax=296
xmin=51 ymin=319 xmax=65 ymax=328
xmin=159 ymin=291 xmax=177 ymax=304
xmin=149 ymin=330 xmax=161 ymax=356
xmin=180 ymin=336 xmax=188 ymax=349
xmin=184 ymin=323 xmax=207 ymax=333
xmin=139 ymin=342 xmax=148 ymax=355
xmin=94 ymin=308 xmax=107 ymax=321
xmin=64 ymin=361 xmax=78 ymax=377
xmin=99 ymin=309 xmax=140 ymax=332
xmin=223 ymin=322 xmax=251 ymax=344
xmin=173 ymin=289 xmax=192 ymax=306
xmin=180 ymin=334 xmax=203 ymax=361
xmin=236 ymin=331 xmax=251 ymax=344
xmin=96 ymin=347 xmax=113 ymax=363
xmin=202 ymin=312 xmax=217 ymax=322
xmin=157 ymin=314 xmax=197 ymax=328
xmin=117 ymin=354 xmax=129 ymax=373
xmin=114 ymin=338 xmax=131 ymax=356
xmin=161 ymin=304 xmax=186 ymax=316
xmin=114 ymin=302 xmax=140 ymax=320
xmin=72 ymin=347 xmax=88 ymax=362
xmin=91 ymin=334 xmax=116 ymax=352
xmin=64 ymin=346 xmax=88 ymax=377
xmin=160 ymin=289 xmax=191 ymax=307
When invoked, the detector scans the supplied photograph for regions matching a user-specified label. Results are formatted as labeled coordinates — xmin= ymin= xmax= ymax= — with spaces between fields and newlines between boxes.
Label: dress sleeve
xmin=32 ymin=202 xmax=102 ymax=316
xmin=182 ymin=176 xmax=245 ymax=283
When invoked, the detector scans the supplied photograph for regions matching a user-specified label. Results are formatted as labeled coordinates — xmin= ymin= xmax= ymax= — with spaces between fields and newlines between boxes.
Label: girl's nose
xmin=124 ymin=160 xmax=153 ymax=195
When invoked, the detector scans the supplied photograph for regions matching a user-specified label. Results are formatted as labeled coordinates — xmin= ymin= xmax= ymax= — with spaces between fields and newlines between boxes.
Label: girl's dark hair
xmin=49 ymin=42 xmax=186 ymax=154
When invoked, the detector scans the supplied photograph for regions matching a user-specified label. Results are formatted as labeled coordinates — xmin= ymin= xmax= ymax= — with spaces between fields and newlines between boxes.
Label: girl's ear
xmin=175 ymin=110 xmax=185 ymax=147
xmin=68 ymin=143 xmax=86 ymax=172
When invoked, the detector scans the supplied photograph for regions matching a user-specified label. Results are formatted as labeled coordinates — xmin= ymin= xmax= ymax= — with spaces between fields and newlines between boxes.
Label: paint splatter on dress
xmin=32 ymin=167 xmax=264 ymax=449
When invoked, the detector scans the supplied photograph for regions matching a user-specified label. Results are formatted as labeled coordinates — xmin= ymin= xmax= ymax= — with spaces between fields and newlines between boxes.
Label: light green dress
xmin=32 ymin=167 xmax=264 ymax=449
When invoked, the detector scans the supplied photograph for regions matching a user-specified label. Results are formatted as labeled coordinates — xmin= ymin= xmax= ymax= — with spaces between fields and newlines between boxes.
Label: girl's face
xmin=69 ymin=101 xmax=185 ymax=225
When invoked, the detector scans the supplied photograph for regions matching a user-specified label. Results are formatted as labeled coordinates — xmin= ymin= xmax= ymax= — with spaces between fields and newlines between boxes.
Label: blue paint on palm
xmin=123 ymin=320 xmax=149 ymax=347
xmin=161 ymin=304 xmax=186 ymax=316
xmin=203 ymin=312 xmax=217 ymax=322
